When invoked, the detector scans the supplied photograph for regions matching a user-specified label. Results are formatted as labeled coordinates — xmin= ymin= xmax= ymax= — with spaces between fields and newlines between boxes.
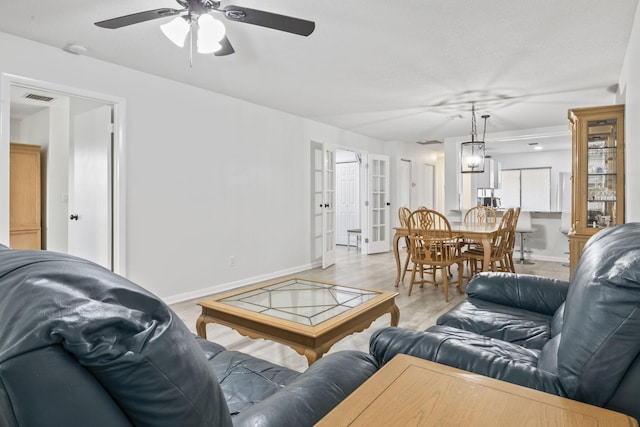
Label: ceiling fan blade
xmin=95 ymin=8 xmax=182 ymax=29
xmin=214 ymin=36 xmax=235 ymax=56
xmin=222 ymin=6 xmax=315 ymax=36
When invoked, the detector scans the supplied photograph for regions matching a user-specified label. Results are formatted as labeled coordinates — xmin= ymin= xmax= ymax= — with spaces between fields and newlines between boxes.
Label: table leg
xmin=196 ymin=315 xmax=208 ymax=338
xmin=393 ymin=232 xmax=402 ymax=287
xmin=304 ymin=348 xmax=323 ymax=366
xmin=481 ymin=237 xmax=491 ymax=272
xmin=389 ymin=304 xmax=400 ymax=326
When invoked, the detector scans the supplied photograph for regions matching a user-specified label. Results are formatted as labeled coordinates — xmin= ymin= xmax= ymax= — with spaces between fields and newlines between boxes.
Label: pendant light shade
xmin=461 ymin=141 xmax=486 ymax=173
xmin=161 ymin=16 xmax=190 ymax=48
xmin=460 ymin=104 xmax=490 ymax=174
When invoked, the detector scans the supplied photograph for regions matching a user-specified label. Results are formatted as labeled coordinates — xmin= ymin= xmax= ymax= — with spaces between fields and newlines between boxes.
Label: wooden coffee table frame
xmin=196 ymin=277 xmax=399 ymax=365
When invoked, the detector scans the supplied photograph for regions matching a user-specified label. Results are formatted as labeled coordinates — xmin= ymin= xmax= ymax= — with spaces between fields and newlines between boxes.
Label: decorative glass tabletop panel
xmin=219 ymin=278 xmax=381 ymax=326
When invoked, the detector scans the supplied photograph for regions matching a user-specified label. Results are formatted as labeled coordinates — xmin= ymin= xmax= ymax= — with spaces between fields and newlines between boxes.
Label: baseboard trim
xmin=163 ymin=262 xmax=317 ymax=305
xmin=528 ymin=255 xmax=569 ymax=263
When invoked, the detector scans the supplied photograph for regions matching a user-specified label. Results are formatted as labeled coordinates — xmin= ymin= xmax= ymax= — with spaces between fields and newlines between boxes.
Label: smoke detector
xmin=64 ymin=43 xmax=88 ymax=55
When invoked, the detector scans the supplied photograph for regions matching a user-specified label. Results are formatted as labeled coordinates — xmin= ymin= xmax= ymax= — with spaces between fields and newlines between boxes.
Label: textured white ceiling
xmin=1 ymin=0 xmax=637 ymax=155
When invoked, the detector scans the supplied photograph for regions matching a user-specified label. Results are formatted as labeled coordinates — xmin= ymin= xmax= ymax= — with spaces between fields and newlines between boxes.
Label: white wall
xmin=18 ymin=108 xmax=49 ymax=147
xmin=618 ymin=2 xmax=640 ymax=222
xmin=386 ymin=140 xmax=441 ymax=226
xmin=9 ymin=118 xmax=21 ymax=141
xmin=0 ymin=31 xmax=388 ymax=302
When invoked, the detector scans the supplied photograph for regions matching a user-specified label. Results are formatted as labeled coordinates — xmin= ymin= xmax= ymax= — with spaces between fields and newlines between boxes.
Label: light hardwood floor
xmin=171 ymin=246 xmax=569 ymax=372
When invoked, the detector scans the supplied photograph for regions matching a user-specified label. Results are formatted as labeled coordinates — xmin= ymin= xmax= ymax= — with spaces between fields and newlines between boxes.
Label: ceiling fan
xmin=95 ymin=0 xmax=315 ymax=57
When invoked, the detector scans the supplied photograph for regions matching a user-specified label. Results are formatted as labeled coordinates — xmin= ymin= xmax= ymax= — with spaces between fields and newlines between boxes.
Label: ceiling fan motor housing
xmin=177 ymin=0 xmax=221 ymax=16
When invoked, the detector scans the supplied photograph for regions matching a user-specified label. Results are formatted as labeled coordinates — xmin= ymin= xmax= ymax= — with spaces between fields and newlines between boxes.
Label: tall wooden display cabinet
xmin=568 ymin=105 xmax=624 ymax=275
xmin=9 ymin=143 xmax=42 ymax=250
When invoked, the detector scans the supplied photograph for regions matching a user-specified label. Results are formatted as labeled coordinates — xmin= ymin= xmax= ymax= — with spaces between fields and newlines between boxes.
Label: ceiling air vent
xmin=25 ymin=93 xmax=54 ymax=102
xmin=416 ymin=140 xmax=443 ymax=146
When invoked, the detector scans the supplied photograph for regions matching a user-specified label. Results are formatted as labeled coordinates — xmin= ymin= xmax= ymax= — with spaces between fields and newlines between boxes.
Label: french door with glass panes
xmin=368 ymin=154 xmax=390 ymax=254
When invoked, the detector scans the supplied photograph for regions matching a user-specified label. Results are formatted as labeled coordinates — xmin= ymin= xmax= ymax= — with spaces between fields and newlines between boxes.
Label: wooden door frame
xmin=0 ymin=73 xmax=127 ymax=274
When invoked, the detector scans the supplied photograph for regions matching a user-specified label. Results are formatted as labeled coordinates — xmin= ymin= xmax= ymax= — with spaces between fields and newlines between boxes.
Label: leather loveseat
xmin=0 ymin=245 xmax=378 ymax=427
xmin=370 ymin=222 xmax=640 ymax=422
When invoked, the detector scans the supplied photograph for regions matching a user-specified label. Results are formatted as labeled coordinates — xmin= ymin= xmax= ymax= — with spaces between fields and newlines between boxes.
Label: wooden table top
xmin=317 ymin=354 xmax=637 ymax=427
xmin=394 ymin=222 xmax=500 ymax=236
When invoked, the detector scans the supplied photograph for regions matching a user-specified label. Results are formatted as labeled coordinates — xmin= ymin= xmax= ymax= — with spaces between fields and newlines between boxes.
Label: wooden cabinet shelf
xmin=568 ymin=105 xmax=624 ymax=275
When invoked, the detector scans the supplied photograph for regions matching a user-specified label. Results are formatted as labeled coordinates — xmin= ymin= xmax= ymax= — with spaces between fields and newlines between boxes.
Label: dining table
xmin=393 ymin=222 xmax=500 ymax=287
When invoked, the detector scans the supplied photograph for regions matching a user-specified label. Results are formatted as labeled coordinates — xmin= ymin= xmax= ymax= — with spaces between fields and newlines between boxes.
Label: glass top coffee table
xmin=196 ymin=277 xmax=399 ymax=365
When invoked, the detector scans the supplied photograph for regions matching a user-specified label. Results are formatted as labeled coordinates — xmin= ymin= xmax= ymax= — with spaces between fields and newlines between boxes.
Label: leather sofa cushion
xmin=0 ymin=249 xmax=232 ymax=427
xmin=197 ymin=335 xmax=380 ymax=424
xmin=550 ymin=302 xmax=565 ymax=337
xmin=206 ymin=350 xmax=300 ymax=415
xmin=231 ymin=350 xmax=379 ymax=427
xmin=437 ymin=298 xmax=552 ymax=349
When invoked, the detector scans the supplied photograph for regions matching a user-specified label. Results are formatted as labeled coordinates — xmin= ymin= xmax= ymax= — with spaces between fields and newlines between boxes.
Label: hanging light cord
xmin=481 ymin=113 xmax=490 ymax=142
xmin=471 ymin=103 xmax=490 ymax=142
xmin=470 ymin=104 xmax=477 ymax=142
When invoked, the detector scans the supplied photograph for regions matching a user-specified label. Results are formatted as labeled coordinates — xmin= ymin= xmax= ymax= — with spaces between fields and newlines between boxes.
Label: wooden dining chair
xmin=465 ymin=208 xmax=515 ymax=275
xmin=463 ymin=206 xmax=497 ymax=226
xmin=398 ymin=207 xmax=412 ymax=282
xmin=461 ymin=205 xmax=497 ymax=277
xmin=406 ymin=209 xmax=464 ymax=302
xmin=503 ymin=207 xmax=521 ymax=272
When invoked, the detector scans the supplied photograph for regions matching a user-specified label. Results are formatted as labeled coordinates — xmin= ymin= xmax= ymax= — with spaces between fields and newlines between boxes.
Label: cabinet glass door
xmin=586 ymin=119 xmax=618 ymax=228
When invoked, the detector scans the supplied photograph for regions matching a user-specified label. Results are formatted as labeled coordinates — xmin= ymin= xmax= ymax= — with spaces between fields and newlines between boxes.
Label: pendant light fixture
xmin=461 ymin=104 xmax=490 ymax=174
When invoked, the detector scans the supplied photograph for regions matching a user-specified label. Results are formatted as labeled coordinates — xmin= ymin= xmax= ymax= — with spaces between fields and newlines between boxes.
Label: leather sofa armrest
xmin=0 ymin=345 xmax=133 ymax=427
xmin=467 ymin=272 xmax=569 ymax=315
xmin=369 ymin=326 xmax=565 ymax=396
xmin=231 ymin=351 xmax=378 ymax=427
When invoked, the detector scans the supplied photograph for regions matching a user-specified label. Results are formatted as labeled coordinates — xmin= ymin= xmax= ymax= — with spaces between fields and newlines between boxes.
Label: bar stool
xmin=516 ymin=211 xmax=534 ymax=265
xmin=346 ymin=229 xmax=361 ymax=251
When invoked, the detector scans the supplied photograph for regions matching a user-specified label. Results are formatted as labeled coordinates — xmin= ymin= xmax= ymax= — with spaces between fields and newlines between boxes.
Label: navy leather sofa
xmin=370 ymin=222 xmax=640 ymax=422
xmin=0 ymin=245 xmax=378 ymax=426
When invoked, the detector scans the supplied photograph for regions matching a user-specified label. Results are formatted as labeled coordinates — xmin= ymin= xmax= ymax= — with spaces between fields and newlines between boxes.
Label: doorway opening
xmin=335 ymin=149 xmax=361 ymax=247
xmin=1 ymin=74 xmax=126 ymax=273
xmin=310 ymin=142 xmax=391 ymax=269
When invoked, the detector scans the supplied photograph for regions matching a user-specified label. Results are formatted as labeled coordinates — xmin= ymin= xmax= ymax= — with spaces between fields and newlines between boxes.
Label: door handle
xmin=386 ymin=202 xmax=391 ymax=206
xmin=70 ymin=214 xmax=79 ymax=220
xmin=324 ymin=203 xmax=330 ymax=208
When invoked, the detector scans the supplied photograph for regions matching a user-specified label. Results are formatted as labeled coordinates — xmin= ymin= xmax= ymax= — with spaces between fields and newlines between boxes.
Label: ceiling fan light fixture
xmin=161 ymin=16 xmax=190 ymax=48
xmin=197 ymin=14 xmax=225 ymax=54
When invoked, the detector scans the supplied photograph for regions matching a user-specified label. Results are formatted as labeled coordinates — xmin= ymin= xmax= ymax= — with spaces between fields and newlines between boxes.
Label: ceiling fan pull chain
xmin=189 ymin=24 xmax=194 ymax=67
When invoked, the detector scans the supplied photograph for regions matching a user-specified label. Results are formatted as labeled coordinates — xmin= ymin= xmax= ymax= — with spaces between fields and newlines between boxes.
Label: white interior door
xmin=336 ymin=161 xmax=360 ymax=245
xmin=368 ymin=154 xmax=390 ymax=254
xmin=69 ymin=105 xmax=112 ymax=269
xmin=312 ymin=144 xmax=323 ymax=263
xmin=322 ymin=144 xmax=336 ymax=268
